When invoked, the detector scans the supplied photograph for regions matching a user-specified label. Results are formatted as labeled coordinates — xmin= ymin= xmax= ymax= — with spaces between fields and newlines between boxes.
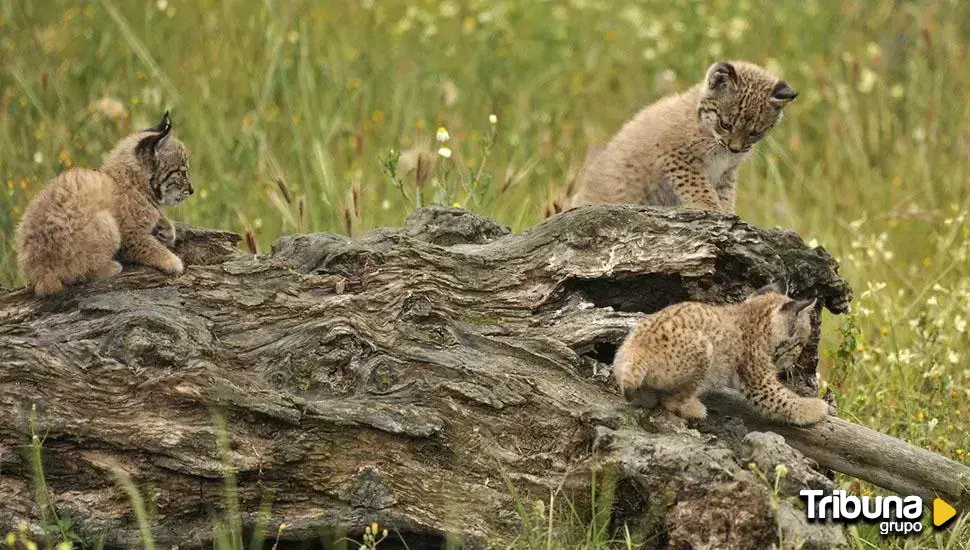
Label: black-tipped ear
xmin=144 ymin=111 xmax=172 ymax=134
xmin=135 ymin=111 xmax=173 ymax=164
xmin=769 ymin=81 xmax=798 ymax=107
xmin=706 ymin=62 xmax=738 ymax=91
xmin=753 ymin=280 xmax=787 ymax=297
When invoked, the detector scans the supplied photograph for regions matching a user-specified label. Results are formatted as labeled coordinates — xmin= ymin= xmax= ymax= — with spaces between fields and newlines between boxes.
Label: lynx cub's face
xmin=134 ymin=113 xmax=193 ymax=206
xmin=749 ymin=288 xmax=816 ymax=372
xmin=698 ymin=61 xmax=797 ymax=154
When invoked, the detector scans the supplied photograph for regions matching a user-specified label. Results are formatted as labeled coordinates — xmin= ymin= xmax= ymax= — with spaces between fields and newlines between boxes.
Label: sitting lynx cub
xmin=613 ymin=284 xmax=828 ymax=426
xmin=572 ymin=61 xmax=797 ymax=213
xmin=15 ymin=112 xmax=193 ymax=296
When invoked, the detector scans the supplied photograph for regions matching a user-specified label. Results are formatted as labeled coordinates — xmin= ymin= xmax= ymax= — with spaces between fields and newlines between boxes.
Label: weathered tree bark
xmin=0 ymin=205 xmax=947 ymax=549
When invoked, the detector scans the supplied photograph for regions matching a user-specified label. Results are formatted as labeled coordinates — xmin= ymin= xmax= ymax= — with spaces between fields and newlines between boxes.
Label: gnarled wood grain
xmin=1 ymin=205 xmax=859 ymax=548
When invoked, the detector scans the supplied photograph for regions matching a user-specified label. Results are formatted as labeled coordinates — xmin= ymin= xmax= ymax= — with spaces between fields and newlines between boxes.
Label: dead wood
xmin=0 ymin=205 xmax=911 ymax=549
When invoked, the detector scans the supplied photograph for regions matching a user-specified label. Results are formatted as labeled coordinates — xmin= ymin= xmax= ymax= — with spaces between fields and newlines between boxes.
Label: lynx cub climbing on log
xmin=15 ymin=112 xmax=193 ymax=296
xmin=572 ymin=61 xmax=797 ymax=213
xmin=613 ymin=283 xmax=828 ymax=426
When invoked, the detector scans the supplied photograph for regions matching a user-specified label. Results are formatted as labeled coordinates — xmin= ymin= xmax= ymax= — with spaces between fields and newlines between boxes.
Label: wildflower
xmin=92 ymin=97 xmax=127 ymax=120
xmin=807 ymin=238 xmax=819 ymax=248
xmin=775 ymin=464 xmax=789 ymax=477
xmin=856 ymin=69 xmax=877 ymax=94
xmin=948 ymin=350 xmax=960 ymax=364
xmin=33 ymin=151 xmax=43 ymax=164
xmin=436 ymin=127 xmax=450 ymax=142
xmin=928 ymin=418 xmax=939 ymax=431
xmin=489 ymin=114 xmax=497 ymax=125
xmin=437 ymin=147 xmax=452 ymax=159
xmin=156 ymin=0 xmax=168 ymax=10
xmin=927 ymin=296 xmax=938 ymax=306
xmin=955 ymin=316 xmax=966 ymax=333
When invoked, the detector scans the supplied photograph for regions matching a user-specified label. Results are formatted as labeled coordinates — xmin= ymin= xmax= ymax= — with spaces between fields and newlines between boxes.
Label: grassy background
xmin=2 ymin=0 xmax=969 ymax=547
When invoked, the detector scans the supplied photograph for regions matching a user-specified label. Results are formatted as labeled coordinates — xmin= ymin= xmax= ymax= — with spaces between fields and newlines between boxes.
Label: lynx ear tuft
xmin=769 ymin=81 xmax=798 ymax=107
xmin=706 ymin=62 xmax=738 ymax=91
xmin=144 ymin=111 xmax=172 ymax=134
xmin=136 ymin=111 xmax=173 ymax=164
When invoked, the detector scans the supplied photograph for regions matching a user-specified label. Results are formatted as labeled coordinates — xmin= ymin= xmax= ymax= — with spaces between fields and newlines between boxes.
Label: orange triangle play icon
xmin=934 ymin=498 xmax=957 ymax=527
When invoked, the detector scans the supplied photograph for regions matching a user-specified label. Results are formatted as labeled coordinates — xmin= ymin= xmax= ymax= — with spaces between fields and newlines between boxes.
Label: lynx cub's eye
xmin=718 ymin=119 xmax=733 ymax=132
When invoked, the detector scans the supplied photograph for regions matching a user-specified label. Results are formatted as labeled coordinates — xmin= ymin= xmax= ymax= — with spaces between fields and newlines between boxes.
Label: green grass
xmin=2 ymin=0 xmax=970 ymax=547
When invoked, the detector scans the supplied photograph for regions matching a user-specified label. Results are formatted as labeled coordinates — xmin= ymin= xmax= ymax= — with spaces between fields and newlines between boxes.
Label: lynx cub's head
xmin=697 ymin=61 xmax=797 ymax=154
xmin=747 ymin=283 xmax=816 ymax=371
xmin=104 ymin=111 xmax=193 ymax=206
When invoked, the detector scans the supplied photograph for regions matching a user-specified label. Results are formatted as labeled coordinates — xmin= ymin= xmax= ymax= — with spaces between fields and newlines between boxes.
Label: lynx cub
xmin=572 ymin=61 xmax=797 ymax=213
xmin=15 ymin=112 xmax=193 ymax=296
xmin=613 ymin=284 xmax=828 ymax=426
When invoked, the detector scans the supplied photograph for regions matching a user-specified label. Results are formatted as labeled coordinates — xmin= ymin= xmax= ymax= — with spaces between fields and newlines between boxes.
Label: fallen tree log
xmin=0 ymin=205 xmax=954 ymax=549
xmin=706 ymin=390 xmax=970 ymax=507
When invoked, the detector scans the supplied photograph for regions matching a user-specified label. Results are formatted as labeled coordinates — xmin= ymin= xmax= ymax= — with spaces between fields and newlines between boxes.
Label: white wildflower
xmin=436 ymin=127 xmax=450 ymax=142
xmin=437 ymin=147 xmax=452 ymax=159
xmin=857 ymin=68 xmax=877 ymax=94
xmin=33 ymin=151 xmax=43 ymax=164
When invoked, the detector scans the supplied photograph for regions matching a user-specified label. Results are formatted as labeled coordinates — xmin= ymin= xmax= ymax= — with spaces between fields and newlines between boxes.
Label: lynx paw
xmin=152 ymin=219 xmax=176 ymax=248
xmin=91 ymin=260 xmax=123 ymax=280
xmin=790 ymin=398 xmax=829 ymax=426
xmin=157 ymin=253 xmax=184 ymax=276
xmin=665 ymin=396 xmax=707 ymax=420
xmin=33 ymin=276 xmax=65 ymax=297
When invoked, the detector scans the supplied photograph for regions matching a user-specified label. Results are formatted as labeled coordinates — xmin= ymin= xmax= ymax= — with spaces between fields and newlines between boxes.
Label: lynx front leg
xmin=667 ymin=167 xmax=722 ymax=212
xmin=151 ymin=215 xmax=176 ymax=248
xmin=121 ymin=232 xmax=184 ymax=276
xmin=715 ymin=170 xmax=738 ymax=214
xmin=740 ymin=352 xmax=828 ymax=426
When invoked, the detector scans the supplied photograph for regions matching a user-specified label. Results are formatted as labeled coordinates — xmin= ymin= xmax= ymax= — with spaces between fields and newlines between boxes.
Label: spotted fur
xmin=572 ymin=61 xmax=797 ymax=213
xmin=14 ymin=112 xmax=193 ymax=296
xmin=612 ymin=283 xmax=827 ymax=425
